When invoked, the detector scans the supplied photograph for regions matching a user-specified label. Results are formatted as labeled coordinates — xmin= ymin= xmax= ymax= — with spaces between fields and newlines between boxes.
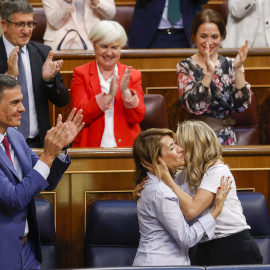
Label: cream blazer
xmin=42 ymin=0 xmax=116 ymax=50
xmin=222 ymin=0 xmax=270 ymax=48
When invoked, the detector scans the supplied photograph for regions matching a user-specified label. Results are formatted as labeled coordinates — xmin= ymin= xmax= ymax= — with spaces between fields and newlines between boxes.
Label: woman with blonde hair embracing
xmin=136 ymin=120 xmax=263 ymax=266
xmin=132 ymin=127 xmax=230 ymax=266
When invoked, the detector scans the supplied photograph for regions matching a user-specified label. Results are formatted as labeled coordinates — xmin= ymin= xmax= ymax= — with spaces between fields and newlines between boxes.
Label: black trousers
xmin=195 ymin=229 xmax=263 ymax=266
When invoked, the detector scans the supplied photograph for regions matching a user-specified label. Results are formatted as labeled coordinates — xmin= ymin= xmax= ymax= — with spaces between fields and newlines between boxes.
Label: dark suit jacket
xmin=128 ymin=0 xmax=209 ymax=48
xmin=0 ymin=37 xmax=70 ymax=146
xmin=0 ymin=127 xmax=70 ymax=270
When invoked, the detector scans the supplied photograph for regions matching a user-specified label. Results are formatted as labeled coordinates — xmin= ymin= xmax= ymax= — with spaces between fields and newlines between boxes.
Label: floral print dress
xmin=177 ymin=55 xmax=252 ymax=145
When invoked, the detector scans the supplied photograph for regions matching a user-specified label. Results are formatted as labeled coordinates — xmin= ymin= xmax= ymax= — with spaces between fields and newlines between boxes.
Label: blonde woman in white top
xmin=140 ymin=121 xmax=263 ymax=265
xmin=132 ymin=128 xmax=230 ymax=266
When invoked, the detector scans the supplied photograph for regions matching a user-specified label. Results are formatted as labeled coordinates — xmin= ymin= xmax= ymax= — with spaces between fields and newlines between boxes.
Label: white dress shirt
xmin=133 ymin=173 xmax=216 ymax=266
xmin=3 ymin=35 xmax=39 ymax=139
xmin=97 ymin=62 xmax=118 ymax=147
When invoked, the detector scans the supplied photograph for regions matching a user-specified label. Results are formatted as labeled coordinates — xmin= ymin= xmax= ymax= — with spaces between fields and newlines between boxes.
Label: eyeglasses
xmin=6 ymin=20 xmax=37 ymax=30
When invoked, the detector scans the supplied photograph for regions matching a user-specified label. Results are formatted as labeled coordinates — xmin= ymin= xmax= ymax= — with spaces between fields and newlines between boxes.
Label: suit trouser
xmin=19 ymin=240 xmax=40 ymax=270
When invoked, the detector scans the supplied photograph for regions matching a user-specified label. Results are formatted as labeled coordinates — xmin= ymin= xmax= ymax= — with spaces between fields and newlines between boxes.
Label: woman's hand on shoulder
xmin=234 ymin=39 xmax=249 ymax=70
xmin=133 ymin=179 xmax=147 ymax=203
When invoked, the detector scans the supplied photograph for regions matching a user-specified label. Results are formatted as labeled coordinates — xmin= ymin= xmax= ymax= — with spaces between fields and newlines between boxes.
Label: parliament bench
xmin=85 ymin=192 xmax=270 ymax=267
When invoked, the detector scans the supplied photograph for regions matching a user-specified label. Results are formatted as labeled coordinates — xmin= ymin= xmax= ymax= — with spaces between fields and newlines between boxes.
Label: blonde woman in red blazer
xmin=71 ymin=21 xmax=146 ymax=147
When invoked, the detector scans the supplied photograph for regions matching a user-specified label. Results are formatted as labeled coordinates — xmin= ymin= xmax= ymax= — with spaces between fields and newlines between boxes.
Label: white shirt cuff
xmin=198 ymin=213 xmax=216 ymax=240
xmin=34 ymin=160 xmax=50 ymax=180
xmin=33 ymin=152 xmax=67 ymax=180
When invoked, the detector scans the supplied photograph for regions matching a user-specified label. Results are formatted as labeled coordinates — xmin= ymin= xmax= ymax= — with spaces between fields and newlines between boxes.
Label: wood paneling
xmin=53 ymin=48 xmax=270 ymax=143
xmin=35 ymin=145 xmax=270 ymax=268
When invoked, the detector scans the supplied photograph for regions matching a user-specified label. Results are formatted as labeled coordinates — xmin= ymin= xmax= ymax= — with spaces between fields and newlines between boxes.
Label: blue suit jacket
xmin=0 ymin=128 xmax=70 ymax=270
xmin=128 ymin=0 xmax=208 ymax=48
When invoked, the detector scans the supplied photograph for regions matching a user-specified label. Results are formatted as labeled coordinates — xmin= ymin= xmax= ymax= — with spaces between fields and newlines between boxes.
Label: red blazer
xmin=71 ymin=60 xmax=146 ymax=147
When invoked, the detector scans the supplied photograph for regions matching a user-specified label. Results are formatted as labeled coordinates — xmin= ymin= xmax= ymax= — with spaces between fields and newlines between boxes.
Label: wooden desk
xmin=36 ymin=145 xmax=270 ymax=268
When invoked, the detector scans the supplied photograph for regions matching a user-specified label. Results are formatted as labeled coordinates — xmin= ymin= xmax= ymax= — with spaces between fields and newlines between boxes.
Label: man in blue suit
xmin=0 ymin=74 xmax=84 ymax=270
xmin=128 ymin=0 xmax=209 ymax=49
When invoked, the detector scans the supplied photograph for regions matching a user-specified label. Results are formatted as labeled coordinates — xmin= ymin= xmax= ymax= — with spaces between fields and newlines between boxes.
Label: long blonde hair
xmin=176 ymin=120 xmax=223 ymax=191
xmin=133 ymin=128 xmax=175 ymax=185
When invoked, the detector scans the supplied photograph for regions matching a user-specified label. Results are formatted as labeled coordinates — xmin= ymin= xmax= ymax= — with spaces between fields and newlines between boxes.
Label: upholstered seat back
xmin=85 ymin=200 xmax=139 ymax=267
xmin=140 ymin=94 xmax=169 ymax=130
xmin=232 ymin=92 xmax=259 ymax=145
xmin=237 ymin=192 xmax=270 ymax=264
xmin=32 ymin=8 xmax=47 ymax=44
xmin=35 ymin=198 xmax=57 ymax=269
xmin=85 ymin=192 xmax=270 ymax=267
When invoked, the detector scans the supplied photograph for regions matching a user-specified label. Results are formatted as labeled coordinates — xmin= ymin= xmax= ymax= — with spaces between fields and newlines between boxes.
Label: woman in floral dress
xmin=177 ymin=9 xmax=251 ymax=145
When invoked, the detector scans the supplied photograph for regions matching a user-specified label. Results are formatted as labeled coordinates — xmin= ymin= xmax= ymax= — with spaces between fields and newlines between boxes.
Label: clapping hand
xmin=42 ymin=50 xmax=64 ymax=82
xmin=106 ymin=72 xmax=119 ymax=104
xmin=204 ymin=42 xmax=215 ymax=74
xmin=57 ymin=108 xmax=85 ymax=147
xmin=40 ymin=109 xmax=84 ymax=167
xmin=234 ymin=40 xmax=249 ymax=70
xmin=7 ymin=46 xmax=19 ymax=79
xmin=120 ymin=67 xmax=132 ymax=100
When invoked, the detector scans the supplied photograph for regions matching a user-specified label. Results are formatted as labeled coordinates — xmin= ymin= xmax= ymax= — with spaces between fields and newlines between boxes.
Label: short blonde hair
xmin=176 ymin=120 xmax=223 ymax=191
xmin=89 ymin=20 xmax=127 ymax=47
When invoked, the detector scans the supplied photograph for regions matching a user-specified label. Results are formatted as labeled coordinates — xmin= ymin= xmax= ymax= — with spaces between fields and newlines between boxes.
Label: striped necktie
xmin=17 ymin=49 xmax=30 ymax=139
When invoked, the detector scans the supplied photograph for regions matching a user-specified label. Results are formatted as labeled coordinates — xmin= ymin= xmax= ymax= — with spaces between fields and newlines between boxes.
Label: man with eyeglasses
xmin=0 ymin=0 xmax=69 ymax=148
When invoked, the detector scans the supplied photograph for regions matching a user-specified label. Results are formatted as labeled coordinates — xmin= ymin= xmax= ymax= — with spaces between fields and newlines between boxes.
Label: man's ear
xmin=1 ymin=20 xmax=8 ymax=32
